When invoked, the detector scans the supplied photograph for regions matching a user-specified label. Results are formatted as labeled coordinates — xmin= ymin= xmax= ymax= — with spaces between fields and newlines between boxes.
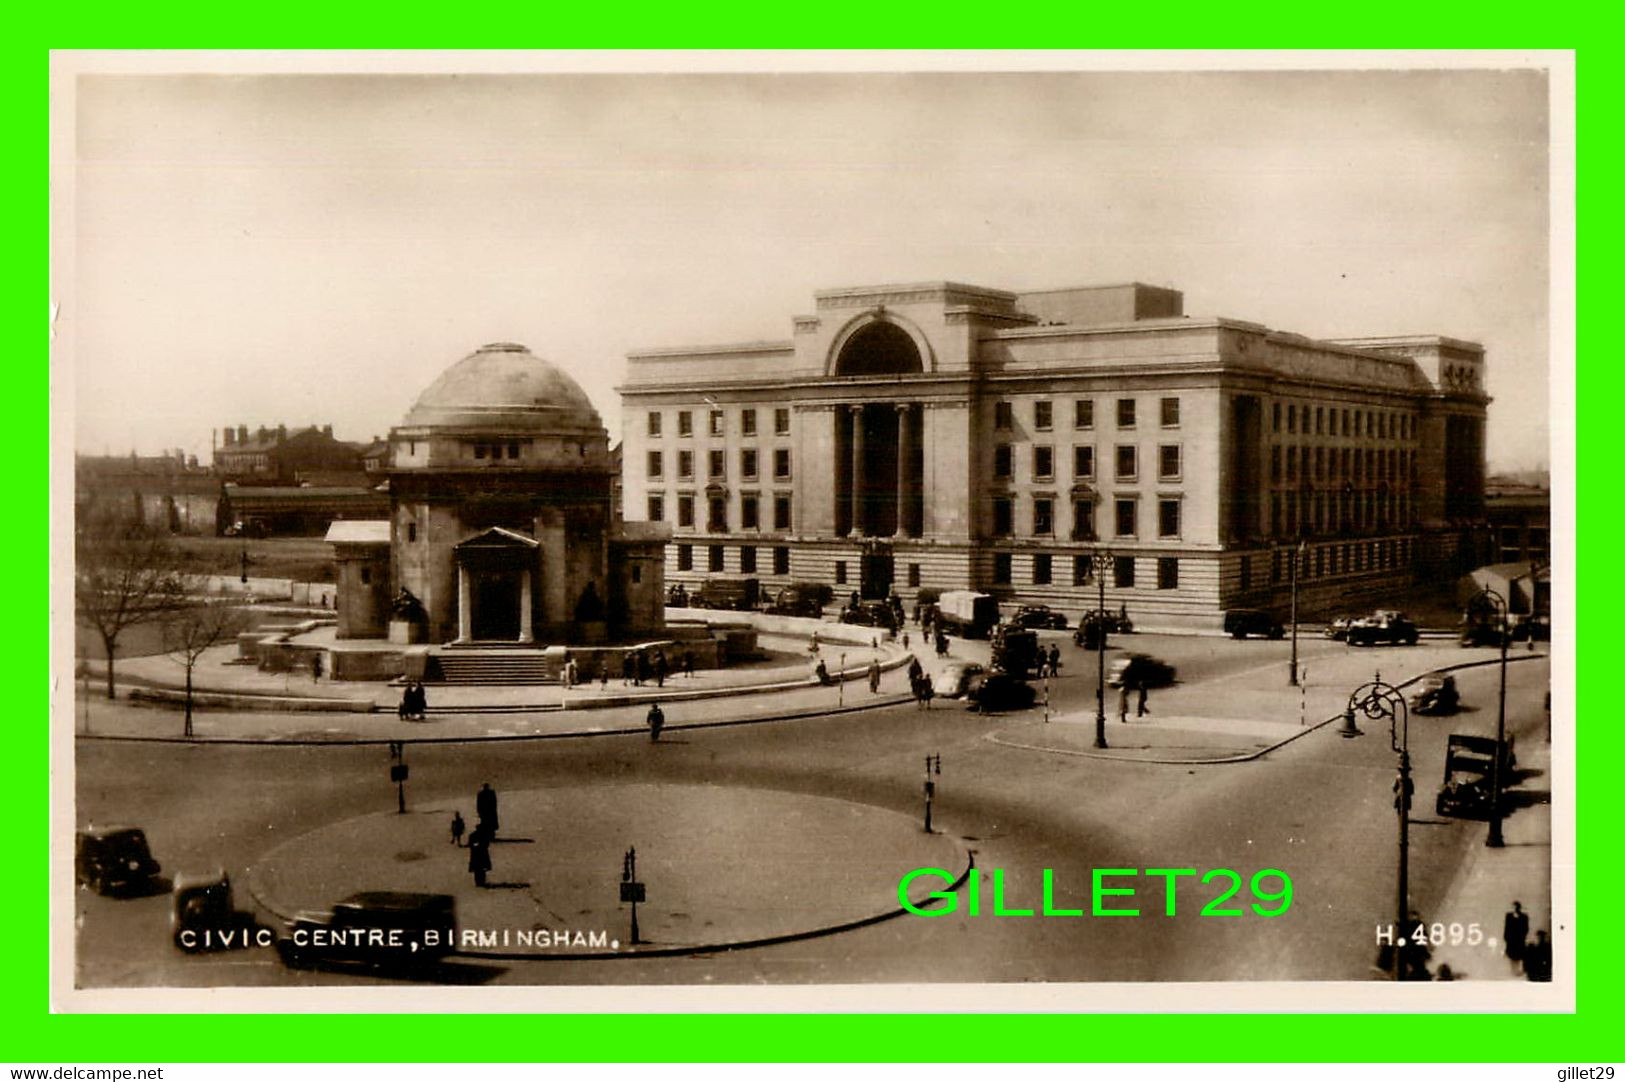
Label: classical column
xmin=457 ymin=563 xmax=472 ymax=641
xmin=848 ymin=405 xmax=866 ymax=538
xmin=518 ymin=567 xmax=534 ymax=644
xmin=894 ymin=402 xmax=914 ymax=538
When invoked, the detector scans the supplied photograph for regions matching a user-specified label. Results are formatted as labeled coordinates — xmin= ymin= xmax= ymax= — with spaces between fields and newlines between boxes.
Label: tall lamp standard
xmin=1341 ymin=675 xmax=1412 ymax=980
xmin=1089 ymin=545 xmax=1115 ymax=750
xmin=1474 ymin=585 xmax=1511 ymax=848
xmin=1289 ymin=537 xmax=1307 ymax=687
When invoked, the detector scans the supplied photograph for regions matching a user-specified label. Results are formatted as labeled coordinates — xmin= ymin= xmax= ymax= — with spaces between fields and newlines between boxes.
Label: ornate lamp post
xmin=1473 ymin=585 xmax=1511 ymax=848
xmin=1342 ymin=675 xmax=1412 ymax=980
xmin=1089 ymin=546 xmax=1115 ymax=749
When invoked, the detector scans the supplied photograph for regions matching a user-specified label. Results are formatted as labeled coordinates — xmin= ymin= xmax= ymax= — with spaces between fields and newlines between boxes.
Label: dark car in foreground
xmin=966 ymin=671 xmax=1039 ymax=712
xmin=1223 ymin=609 xmax=1286 ymax=640
xmin=1107 ymin=653 xmax=1176 ymax=689
xmin=76 ymin=826 xmax=162 ymax=896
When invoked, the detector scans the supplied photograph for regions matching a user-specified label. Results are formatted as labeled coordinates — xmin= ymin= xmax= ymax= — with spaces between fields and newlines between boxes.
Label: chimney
xmin=223 ymin=427 xmax=235 ymax=447
xmin=257 ymin=426 xmax=268 ymax=442
xmin=322 ymin=424 xmax=333 ymax=437
xmin=276 ymin=424 xmax=287 ymax=442
xmin=238 ymin=425 xmax=248 ymax=445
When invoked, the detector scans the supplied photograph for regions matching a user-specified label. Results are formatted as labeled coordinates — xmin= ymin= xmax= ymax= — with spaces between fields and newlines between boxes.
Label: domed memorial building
xmin=330 ymin=343 xmax=668 ymax=656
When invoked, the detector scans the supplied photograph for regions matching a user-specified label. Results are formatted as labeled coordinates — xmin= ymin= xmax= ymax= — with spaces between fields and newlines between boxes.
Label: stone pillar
xmin=894 ymin=402 xmax=914 ymax=538
xmin=848 ymin=405 xmax=865 ymax=538
xmin=518 ymin=566 xmax=534 ymax=644
xmin=457 ymin=563 xmax=471 ymax=642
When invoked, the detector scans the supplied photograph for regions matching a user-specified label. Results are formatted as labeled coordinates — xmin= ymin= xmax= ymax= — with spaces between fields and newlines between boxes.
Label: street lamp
xmin=1088 ymin=546 xmax=1115 ymax=749
xmin=1342 ymin=674 xmax=1412 ymax=981
xmin=1473 ymin=585 xmax=1511 ymax=848
xmin=1289 ymin=538 xmax=1307 ymax=687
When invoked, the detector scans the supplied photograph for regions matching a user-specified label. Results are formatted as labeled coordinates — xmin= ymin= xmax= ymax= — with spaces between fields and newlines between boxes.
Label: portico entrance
xmin=454 ymin=527 xmax=539 ymax=643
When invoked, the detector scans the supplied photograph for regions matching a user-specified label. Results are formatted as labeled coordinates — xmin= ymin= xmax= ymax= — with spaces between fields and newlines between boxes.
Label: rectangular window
xmin=1157 ymin=557 xmax=1179 ymax=590
xmin=1072 ymin=499 xmax=1095 ymax=540
xmin=361 ymin=566 xmax=371 ymax=585
xmin=994 ymin=402 xmax=1013 ymax=430
xmin=1115 ymin=445 xmax=1138 ymax=481
xmin=508 ymin=441 xmax=521 ymax=459
xmin=1033 ymin=498 xmax=1054 ymax=536
xmin=1288 ymin=404 xmax=1296 ymax=434
xmin=677 ymin=495 xmax=695 ymax=528
xmin=992 ymin=497 xmax=1013 ymax=536
xmin=631 ymin=565 xmax=641 ymax=584
xmin=740 ymin=448 xmax=758 ymax=480
xmin=1075 ymin=399 xmax=1095 ymax=430
xmin=647 ymin=412 xmax=662 ymax=437
xmin=678 ymin=450 xmax=694 ymax=479
xmin=1270 ymin=446 xmax=1282 ymax=483
xmin=773 ymin=449 xmax=791 ymax=480
xmin=678 ymin=411 xmax=693 ymax=437
xmin=646 ymin=494 xmax=664 ymax=521
xmin=474 ymin=443 xmax=486 ymax=459
xmin=1073 ymin=555 xmax=1091 ymax=586
xmin=707 ymin=497 xmax=727 ymax=532
xmin=835 ymin=561 xmax=847 ymax=585
xmin=1074 ymin=445 xmax=1095 ymax=479
xmin=740 ymin=545 xmax=757 ymax=573
xmin=647 ymin=450 xmax=663 ymax=479
xmin=709 ymin=544 xmax=725 ymax=572
xmin=1315 ymin=406 xmax=1324 ymax=435
xmin=773 ymin=495 xmax=792 ymax=531
xmin=1115 ymin=498 xmax=1137 ymax=538
xmin=994 ymin=444 xmax=1012 ymax=479
xmin=1034 ymin=401 xmax=1053 ymax=431
xmin=676 ymin=543 xmax=693 ymax=571
xmin=1114 ymin=555 xmax=1135 ymax=588
xmin=709 ymin=450 xmax=726 ymax=479
xmin=1159 ymin=498 xmax=1181 ymax=538
xmin=774 ymin=408 xmax=791 ymax=436
xmin=1117 ymin=398 xmax=1137 ymax=428
xmin=1160 ymin=397 xmax=1180 ymax=428
xmin=1159 ymin=444 xmax=1180 ymax=480
xmin=773 ymin=546 xmax=790 ymax=576
xmin=741 ymin=494 xmax=759 ymax=530
xmin=907 ymin=562 xmax=921 ymax=588
xmin=407 ymin=522 xmax=417 ymax=543
xmin=1240 ymin=555 xmax=1251 ymax=592
xmin=993 ymin=552 xmax=1013 ymax=584
xmin=741 ymin=409 xmax=757 ymax=436
xmin=1033 ymin=554 xmax=1052 ymax=585
xmin=1034 ymin=446 xmax=1054 ymax=481
xmin=709 ymin=410 xmax=724 ymax=437
xmin=1272 ymin=402 xmax=1281 ymax=432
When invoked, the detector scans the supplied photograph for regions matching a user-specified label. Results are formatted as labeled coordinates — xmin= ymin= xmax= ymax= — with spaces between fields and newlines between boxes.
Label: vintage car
xmin=1080 ymin=608 xmax=1134 ymax=635
xmin=1223 ymin=609 xmax=1286 ymax=640
xmin=171 ymin=869 xmax=265 ymax=952
xmin=965 ymin=671 xmax=1039 ymax=713
xmin=763 ymin=582 xmax=833 ymax=619
xmin=839 ymin=600 xmax=899 ymax=632
xmin=1010 ymin=604 xmax=1068 ymax=631
xmin=929 ymin=660 xmax=985 ymax=699
xmin=75 ymin=825 xmax=162 ymax=896
xmin=276 ymin=891 xmax=457 ymax=972
xmin=1324 ymin=615 xmax=1362 ymax=641
xmin=1106 ymin=653 xmax=1177 ymax=689
xmin=1345 ymin=610 xmax=1420 ymax=647
xmin=1436 ymin=734 xmax=1517 ymax=819
xmin=688 ymin=576 xmax=762 ymax=611
xmin=1459 ymin=619 xmax=1512 ymax=648
xmin=1409 ymin=672 xmax=1461 ymax=716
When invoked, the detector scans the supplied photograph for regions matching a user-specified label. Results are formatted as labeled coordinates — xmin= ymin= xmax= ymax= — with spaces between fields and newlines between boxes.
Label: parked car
xmin=1081 ymin=608 xmax=1134 ymax=634
xmin=764 ymin=582 xmax=833 ymax=618
xmin=1073 ymin=615 xmax=1109 ymax=650
xmin=930 ymin=660 xmax=985 ymax=699
xmin=1409 ymin=672 xmax=1461 ymax=716
xmin=966 ymin=671 xmax=1039 ymax=712
xmin=840 ymin=600 xmax=899 ymax=632
xmin=1223 ymin=609 xmax=1286 ymax=640
xmin=276 ymin=891 xmax=457 ymax=972
xmin=171 ymin=869 xmax=263 ymax=952
xmin=1324 ymin=615 xmax=1362 ymax=641
xmin=1345 ymin=610 xmax=1420 ymax=647
xmin=689 ymin=576 xmax=762 ymax=611
xmin=1010 ymin=604 xmax=1068 ymax=630
xmin=75 ymin=825 xmax=162 ymax=896
xmin=1107 ymin=653 xmax=1177 ymax=689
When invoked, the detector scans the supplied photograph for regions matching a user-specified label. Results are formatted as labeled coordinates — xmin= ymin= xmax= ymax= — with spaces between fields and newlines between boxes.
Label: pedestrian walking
xmin=449 ymin=811 xmax=465 ymax=847
xmin=563 ymin=656 xmax=578 ymax=690
xmin=621 ymin=652 xmax=634 ymax=686
xmin=1523 ymin=930 xmax=1552 ymax=981
xmin=311 ymin=653 xmax=323 ymax=682
xmin=902 ymin=632 xmax=910 ymax=649
xmin=398 ymin=685 xmax=412 ymax=721
xmin=467 ymin=825 xmax=492 ymax=888
xmin=868 ymin=658 xmax=882 ymax=693
xmin=683 ymin=649 xmax=695 ymax=677
xmin=647 ymin=701 xmax=665 ymax=742
xmin=599 ymin=662 xmax=609 ymax=690
xmin=1048 ymin=644 xmax=1061 ymax=676
xmin=809 ymin=631 xmax=821 ymax=656
xmin=935 ymin=630 xmax=948 ymax=657
xmin=1504 ymin=901 xmax=1529 ymax=969
xmin=1118 ymin=681 xmax=1131 ymax=723
xmin=475 ymin=782 xmax=500 ymax=836
xmin=634 ymin=651 xmax=648 ymax=687
xmin=1136 ymin=681 xmax=1151 ymax=717
xmin=654 ymin=650 xmax=668 ymax=688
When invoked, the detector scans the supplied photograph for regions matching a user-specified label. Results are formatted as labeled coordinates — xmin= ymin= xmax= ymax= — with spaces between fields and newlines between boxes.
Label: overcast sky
xmin=63 ymin=58 xmax=1554 ymax=471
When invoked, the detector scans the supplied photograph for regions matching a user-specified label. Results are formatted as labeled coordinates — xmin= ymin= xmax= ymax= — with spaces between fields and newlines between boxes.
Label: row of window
xmin=469 ymin=440 xmax=528 ymax=460
xmin=989 ymin=552 xmax=1179 ymax=590
xmin=1270 ymin=489 xmax=1412 ymax=537
xmin=991 ymin=495 xmax=1181 ymax=541
xmin=675 ymin=543 xmax=794 ymax=577
xmin=1271 ymin=401 xmax=1414 ymax=442
xmin=647 ymin=448 xmax=792 ymax=482
xmin=994 ymin=443 xmax=1181 ymax=484
xmin=1257 ymin=538 xmax=1414 ymax=585
xmin=1271 ymin=445 xmax=1413 ymax=485
xmin=648 ymin=408 xmax=793 ymax=439
xmin=650 ymin=492 xmax=793 ymax=533
xmin=994 ymin=396 xmax=1180 ymax=433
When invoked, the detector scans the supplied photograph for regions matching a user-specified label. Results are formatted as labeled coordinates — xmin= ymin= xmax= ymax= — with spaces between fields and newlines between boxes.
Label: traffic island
xmin=988 ymin=713 xmax=1315 ymax=764
xmin=245 ymin=783 xmax=968 ymax=958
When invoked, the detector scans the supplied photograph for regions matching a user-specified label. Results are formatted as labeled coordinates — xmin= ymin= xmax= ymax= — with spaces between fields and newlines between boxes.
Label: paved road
xmin=72 ymin=639 xmax=1549 ymax=988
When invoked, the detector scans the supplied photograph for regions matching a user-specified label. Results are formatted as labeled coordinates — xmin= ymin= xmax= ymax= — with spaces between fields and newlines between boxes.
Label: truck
xmin=932 ymin=590 xmax=1000 ymax=639
xmin=1435 ymin=733 xmax=1517 ymax=819
xmin=989 ymin=624 xmax=1041 ymax=678
xmin=689 ymin=576 xmax=762 ymax=612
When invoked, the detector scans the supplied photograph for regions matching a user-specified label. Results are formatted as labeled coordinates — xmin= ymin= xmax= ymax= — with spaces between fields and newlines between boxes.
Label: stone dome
xmin=401 ymin=343 xmax=604 ymax=434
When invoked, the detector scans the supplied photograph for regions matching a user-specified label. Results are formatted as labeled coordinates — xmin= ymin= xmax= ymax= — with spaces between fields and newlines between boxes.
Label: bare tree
xmin=163 ymin=593 xmax=250 ymax=738
xmin=75 ymin=504 xmax=186 ymax=699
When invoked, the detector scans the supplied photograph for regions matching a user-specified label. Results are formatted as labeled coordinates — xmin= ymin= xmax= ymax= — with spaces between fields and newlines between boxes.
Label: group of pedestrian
xmin=619 ymin=648 xmax=673 ymax=688
xmin=397 ymin=681 xmax=427 ymax=721
xmin=1504 ymin=900 xmax=1552 ymax=982
xmin=1116 ymin=679 xmax=1150 ymax=723
xmin=459 ymin=781 xmax=501 ymax=888
xmin=906 ymin=656 xmax=933 ymax=708
xmin=1035 ymin=644 xmax=1063 ymax=678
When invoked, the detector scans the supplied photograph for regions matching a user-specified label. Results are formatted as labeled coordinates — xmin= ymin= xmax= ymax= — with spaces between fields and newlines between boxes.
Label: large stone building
xmin=617 ymin=280 xmax=1489 ymax=631
xmin=334 ymin=342 xmax=668 ymax=644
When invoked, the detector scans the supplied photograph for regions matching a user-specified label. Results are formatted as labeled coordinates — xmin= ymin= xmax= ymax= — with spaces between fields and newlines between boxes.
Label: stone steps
xmin=428 ymin=651 xmax=561 ymax=686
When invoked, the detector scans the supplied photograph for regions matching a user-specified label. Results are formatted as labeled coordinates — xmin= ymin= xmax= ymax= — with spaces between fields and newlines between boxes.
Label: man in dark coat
xmin=654 ymin=650 xmax=668 ymax=688
xmin=1504 ymin=901 xmax=1529 ymax=969
xmin=468 ymin=825 xmax=492 ymax=887
xmin=1048 ymin=644 xmax=1062 ymax=676
xmin=647 ymin=701 xmax=665 ymax=742
xmin=1523 ymin=930 xmax=1552 ymax=981
xmin=475 ymin=782 xmax=499 ymax=836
